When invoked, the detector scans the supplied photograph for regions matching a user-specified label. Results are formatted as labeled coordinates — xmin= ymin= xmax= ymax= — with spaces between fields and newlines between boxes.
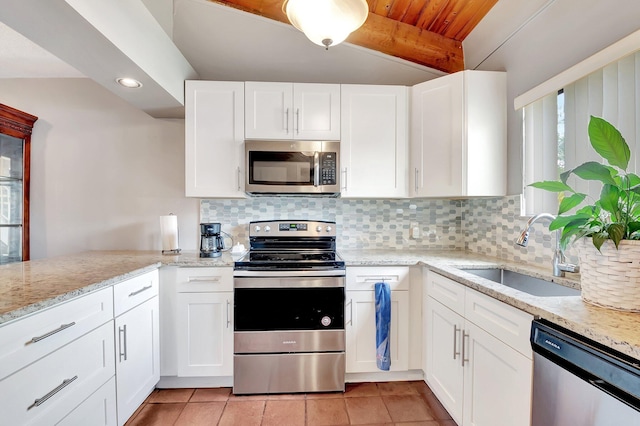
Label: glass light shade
xmin=284 ymin=0 xmax=369 ymax=48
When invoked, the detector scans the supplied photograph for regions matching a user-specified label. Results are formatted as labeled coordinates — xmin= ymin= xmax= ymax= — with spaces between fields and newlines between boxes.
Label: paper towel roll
xmin=160 ymin=214 xmax=179 ymax=252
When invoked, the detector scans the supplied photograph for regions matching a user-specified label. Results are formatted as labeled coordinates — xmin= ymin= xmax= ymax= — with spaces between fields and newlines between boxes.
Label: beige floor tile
xmin=344 ymin=382 xmax=380 ymax=397
xmin=126 ymin=402 xmax=185 ymax=426
xmin=266 ymin=392 xmax=307 ymax=400
xmin=218 ymin=400 xmax=265 ymax=426
xmin=345 ymin=396 xmax=392 ymax=425
xmin=174 ymin=402 xmax=225 ymax=425
xmin=190 ymin=387 xmax=231 ymax=402
xmin=262 ymin=400 xmax=306 ymax=426
xmin=148 ymin=388 xmax=195 ymax=403
xmin=306 ymin=398 xmax=350 ymax=426
xmin=306 ymin=391 xmax=345 ymax=399
xmin=383 ymin=395 xmax=435 ymax=423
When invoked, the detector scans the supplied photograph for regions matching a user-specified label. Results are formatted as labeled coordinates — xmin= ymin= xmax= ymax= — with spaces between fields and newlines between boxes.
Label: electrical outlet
xmin=410 ymin=224 xmax=420 ymax=239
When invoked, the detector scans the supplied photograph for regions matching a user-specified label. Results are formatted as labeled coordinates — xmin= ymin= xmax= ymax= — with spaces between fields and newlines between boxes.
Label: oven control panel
xmin=250 ymin=220 xmax=336 ymax=237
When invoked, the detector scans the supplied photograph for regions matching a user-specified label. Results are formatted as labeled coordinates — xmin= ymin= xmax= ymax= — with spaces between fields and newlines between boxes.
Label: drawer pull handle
xmin=461 ymin=330 xmax=470 ymax=367
xmin=28 ymin=375 xmax=78 ymax=410
xmin=129 ymin=285 xmax=153 ymax=297
xmin=188 ymin=277 xmax=221 ymax=282
xmin=453 ymin=325 xmax=461 ymax=359
xmin=119 ymin=325 xmax=128 ymax=362
xmin=28 ymin=322 xmax=76 ymax=344
xmin=363 ymin=277 xmax=394 ymax=283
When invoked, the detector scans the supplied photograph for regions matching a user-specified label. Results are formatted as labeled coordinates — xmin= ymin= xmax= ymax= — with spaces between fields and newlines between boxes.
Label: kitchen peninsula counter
xmin=3 ymin=249 xmax=640 ymax=361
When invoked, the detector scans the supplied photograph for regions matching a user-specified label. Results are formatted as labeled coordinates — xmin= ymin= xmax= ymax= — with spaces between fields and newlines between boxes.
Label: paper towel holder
xmin=160 ymin=213 xmax=182 ymax=255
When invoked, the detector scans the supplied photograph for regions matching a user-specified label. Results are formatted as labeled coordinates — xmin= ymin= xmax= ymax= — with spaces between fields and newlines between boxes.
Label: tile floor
xmin=125 ymin=381 xmax=457 ymax=426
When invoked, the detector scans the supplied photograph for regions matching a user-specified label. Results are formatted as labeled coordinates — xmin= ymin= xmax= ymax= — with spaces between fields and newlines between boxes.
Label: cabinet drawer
xmin=346 ymin=266 xmax=409 ymax=291
xmin=114 ymin=270 xmax=159 ymax=317
xmin=176 ymin=267 xmax=234 ymax=292
xmin=0 ymin=287 xmax=113 ymax=381
xmin=0 ymin=321 xmax=115 ymax=425
xmin=464 ymin=289 xmax=533 ymax=358
xmin=57 ymin=376 xmax=116 ymax=426
xmin=426 ymin=271 xmax=465 ymax=314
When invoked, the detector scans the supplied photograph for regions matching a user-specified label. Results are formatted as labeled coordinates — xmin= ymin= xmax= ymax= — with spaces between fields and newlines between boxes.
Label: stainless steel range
xmin=233 ymin=220 xmax=346 ymax=395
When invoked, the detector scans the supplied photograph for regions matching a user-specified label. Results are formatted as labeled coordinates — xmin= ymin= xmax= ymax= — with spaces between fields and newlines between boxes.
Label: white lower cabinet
xmin=113 ymin=271 xmax=160 ymax=426
xmin=425 ymin=271 xmax=533 ymax=426
xmin=177 ymin=292 xmax=234 ymax=376
xmin=345 ymin=266 xmax=410 ymax=373
xmin=175 ymin=267 xmax=234 ymax=378
xmin=57 ymin=377 xmax=117 ymax=426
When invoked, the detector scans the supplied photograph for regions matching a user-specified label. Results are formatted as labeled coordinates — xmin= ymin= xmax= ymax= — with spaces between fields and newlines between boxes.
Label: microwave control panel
xmin=320 ymin=152 xmax=337 ymax=185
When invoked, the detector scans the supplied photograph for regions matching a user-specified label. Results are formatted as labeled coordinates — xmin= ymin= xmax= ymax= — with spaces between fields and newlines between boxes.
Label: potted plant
xmin=530 ymin=115 xmax=640 ymax=312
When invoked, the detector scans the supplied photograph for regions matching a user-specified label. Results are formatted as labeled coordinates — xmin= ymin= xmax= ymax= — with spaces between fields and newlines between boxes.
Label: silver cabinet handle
xmin=226 ymin=299 xmax=231 ymax=329
xmin=348 ymin=299 xmax=353 ymax=325
xmin=28 ymin=376 xmax=78 ymax=410
xmin=118 ymin=324 xmax=128 ymax=362
xmin=461 ymin=330 xmax=470 ymax=367
xmin=296 ymin=108 xmax=300 ymax=134
xmin=341 ymin=168 xmax=348 ymax=192
xmin=28 ymin=322 xmax=76 ymax=344
xmin=414 ymin=168 xmax=419 ymax=193
xmin=285 ymin=108 xmax=289 ymax=134
xmin=453 ymin=325 xmax=461 ymax=359
xmin=188 ymin=276 xmax=221 ymax=282
xmin=237 ymin=166 xmax=241 ymax=191
xmin=129 ymin=285 xmax=152 ymax=297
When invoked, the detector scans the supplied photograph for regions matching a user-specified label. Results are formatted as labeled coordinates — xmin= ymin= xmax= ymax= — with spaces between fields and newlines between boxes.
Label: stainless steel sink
xmin=461 ymin=268 xmax=580 ymax=297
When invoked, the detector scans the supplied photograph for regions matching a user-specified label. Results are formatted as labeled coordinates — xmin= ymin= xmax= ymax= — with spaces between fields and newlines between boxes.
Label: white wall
xmin=464 ymin=0 xmax=640 ymax=195
xmin=0 ymin=78 xmax=199 ymax=259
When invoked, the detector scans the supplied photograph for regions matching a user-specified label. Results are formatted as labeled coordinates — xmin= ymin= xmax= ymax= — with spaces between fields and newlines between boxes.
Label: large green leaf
xmin=572 ymin=162 xmax=617 ymax=186
xmin=607 ymin=222 xmax=626 ymax=247
xmin=528 ymin=181 xmax=574 ymax=192
xmin=625 ymin=173 xmax=640 ymax=188
xmin=628 ymin=222 xmax=640 ymax=235
xmin=592 ymin=232 xmax=609 ymax=251
xmin=548 ymin=214 xmax=590 ymax=231
xmin=598 ymin=185 xmax=621 ymax=217
xmin=588 ymin=116 xmax=630 ymax=170
xmin=558 ymin=193 xmax=587 ymax=214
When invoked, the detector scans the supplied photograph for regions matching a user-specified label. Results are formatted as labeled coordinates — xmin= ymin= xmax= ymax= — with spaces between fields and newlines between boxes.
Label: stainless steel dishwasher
xmin=531 ymin=319 xmax=640 ymax=425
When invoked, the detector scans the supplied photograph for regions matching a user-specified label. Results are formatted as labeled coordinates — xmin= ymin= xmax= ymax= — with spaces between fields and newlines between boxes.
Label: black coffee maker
xmin=200 ymin=223 xmax=225 ymax=258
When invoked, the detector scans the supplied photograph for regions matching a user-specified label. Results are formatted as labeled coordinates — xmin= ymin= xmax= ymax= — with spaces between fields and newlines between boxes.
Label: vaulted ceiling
xmin=210 ymin=0 xmax=499 ymax=73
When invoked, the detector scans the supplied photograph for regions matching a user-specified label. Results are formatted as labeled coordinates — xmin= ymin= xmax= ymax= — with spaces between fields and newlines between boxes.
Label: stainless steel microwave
xmin=245 ymin=140 xmax=340 ymax=196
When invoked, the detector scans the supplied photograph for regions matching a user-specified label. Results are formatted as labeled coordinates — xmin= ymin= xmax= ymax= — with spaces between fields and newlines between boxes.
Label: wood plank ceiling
xmin=208 ymin=0 xmax=498 ymax=74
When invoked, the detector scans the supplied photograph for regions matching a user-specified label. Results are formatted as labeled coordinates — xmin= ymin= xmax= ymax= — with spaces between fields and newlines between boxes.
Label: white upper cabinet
xmin=185 ymin=80 xmax=245 ymax=198
xmin=340 ymin=85 xmax=408 ymax=198
xmin=245 ymin=82 xmax=340 ymax=140
xmin=410 ymin=70 xmax=506 ymax=197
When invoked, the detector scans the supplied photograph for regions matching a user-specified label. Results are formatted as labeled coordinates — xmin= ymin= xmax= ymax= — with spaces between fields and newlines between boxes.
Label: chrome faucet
xmin=515 ymin=213 xmax=580 ymax=277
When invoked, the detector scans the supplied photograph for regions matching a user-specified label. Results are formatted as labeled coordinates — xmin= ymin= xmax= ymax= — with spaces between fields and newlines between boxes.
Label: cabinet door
xmin=185 ymin=80 xmax=245 ymax=198
xmin=410 ymin=73 xmax=464 ymax=197
xmin=463 ymin=322 xmax=532 ymax=426
xmin=424 ymin=297 xmax=464 ymax=424
xmin=245 ymin=82 xmax=293 ymax=139
xmin=115 ymin=297 xmax=160 ymax=426
xmin=345 ymin=290 xmax=409 ymax=373
xmin=293 ymin=83 xmax=340 ymax=140
xmin=341 ymin=85 xmax=408 ymax=198
xmin=57 ymin=377 xmax=117 ymax=426
xmin=177 ymin=292 xmax=233 ymax=377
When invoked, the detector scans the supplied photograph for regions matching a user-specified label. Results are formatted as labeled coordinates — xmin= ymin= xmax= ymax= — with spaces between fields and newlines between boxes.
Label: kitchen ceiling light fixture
xmin=283 ymin=0 xmax=369 ymax=50
xmin=115 ymin=77 xmax=143 ymax=88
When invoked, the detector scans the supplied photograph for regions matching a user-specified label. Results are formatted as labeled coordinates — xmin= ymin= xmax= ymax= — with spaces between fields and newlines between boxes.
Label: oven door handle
xmin=314 ymin=152 xmax=320 ymax=187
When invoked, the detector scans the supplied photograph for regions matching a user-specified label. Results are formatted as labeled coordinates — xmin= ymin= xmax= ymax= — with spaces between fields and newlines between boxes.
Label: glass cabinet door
xmin=0 ymin=134 xmax=24 ymax=264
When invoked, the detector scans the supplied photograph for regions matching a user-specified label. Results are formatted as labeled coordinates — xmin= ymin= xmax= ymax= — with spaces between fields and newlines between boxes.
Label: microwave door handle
xmin=314 ymin=152 xmax=320 ymax=187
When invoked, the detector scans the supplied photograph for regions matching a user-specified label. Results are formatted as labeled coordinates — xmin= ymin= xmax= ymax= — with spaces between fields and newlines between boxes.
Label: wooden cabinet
xmin=424 ymin=271 xmax=533 ymax=426
xmin=245 ymin=82 xmax=340 ymax=140
xmin=340 ymin=85 xmax=409 ymax=198
xmin=185 ymin=80 xmax=245 ymax=198
xmin=345 ymin=266 xmax=410 ymax=373
xmin=176 ymin=267 xmax=234 ymax=377
xmin=410 ymin=71 xmax=506 ymax=197
xmin=113 ymin=270 xmax=160 ymax=426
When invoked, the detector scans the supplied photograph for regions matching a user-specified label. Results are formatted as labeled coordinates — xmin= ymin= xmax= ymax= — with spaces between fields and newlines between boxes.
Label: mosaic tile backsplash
xmin=201 ymin=194 xmax=571 ymax=268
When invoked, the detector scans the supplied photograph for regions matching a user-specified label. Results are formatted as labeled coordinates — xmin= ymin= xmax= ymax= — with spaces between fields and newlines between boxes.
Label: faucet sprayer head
xmin=515 ymin=229 xmax=529 ymax=247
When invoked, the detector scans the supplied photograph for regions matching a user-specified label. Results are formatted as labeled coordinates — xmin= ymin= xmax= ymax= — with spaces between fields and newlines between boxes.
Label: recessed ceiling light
xmin=116 ymin=77 xmax=142 ymax=88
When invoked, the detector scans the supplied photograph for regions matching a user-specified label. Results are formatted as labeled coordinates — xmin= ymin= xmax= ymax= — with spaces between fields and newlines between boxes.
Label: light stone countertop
xmin=2 ymin=248 xmax=640 ymax=361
